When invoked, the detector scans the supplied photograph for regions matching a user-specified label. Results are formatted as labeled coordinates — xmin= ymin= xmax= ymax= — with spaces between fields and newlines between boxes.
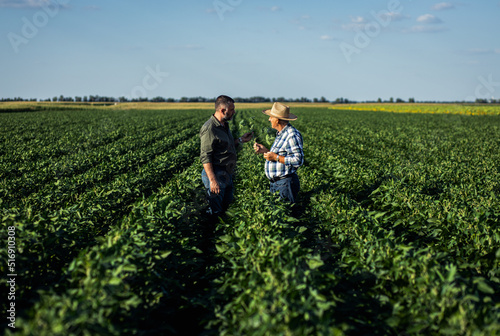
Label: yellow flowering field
xmin=330 ymin=103 xmax=500 ymax=116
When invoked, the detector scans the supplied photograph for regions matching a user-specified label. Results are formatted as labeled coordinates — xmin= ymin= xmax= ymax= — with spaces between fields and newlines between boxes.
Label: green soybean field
xmin=1 ymin=106 xmax=499 ymax=335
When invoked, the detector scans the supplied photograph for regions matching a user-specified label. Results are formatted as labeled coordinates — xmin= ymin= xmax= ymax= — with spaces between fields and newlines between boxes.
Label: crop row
xmin=209 ymin=120 xmax=340 ymax=335
xmin=8 ymin=161 xmax=214 ymax=335
xmin=2 ymin=126 xmax=196 ymax=209
xmin=0 ymin=109 xmax=198 ymax=167
xmin=0 ymin=109 xmax=211 ymax=323
xmin=205 ymin=109 xmax=500 ymax=334
xmin=293 ymin=108 xmax=500 ymax=334
xmin=0 ymin=111 xmax=199 ymax=204
xmin=295 ymin=109 xmax=499 ymax=267
xmin=0 ymin=136 xmax=201 ymax=321
xmin=2 ymin=107 xmax=499 ymax=335
xmin=5 ymin=109 xmax=322 ymax=335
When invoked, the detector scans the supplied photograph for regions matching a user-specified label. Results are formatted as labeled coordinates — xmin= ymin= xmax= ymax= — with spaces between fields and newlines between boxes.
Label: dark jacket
xmin=200 ymin=115 xmax=237 ymax=173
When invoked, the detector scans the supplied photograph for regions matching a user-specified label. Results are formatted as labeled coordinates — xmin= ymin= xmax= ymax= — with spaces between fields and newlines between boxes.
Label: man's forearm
xmin=203 ymin=162 xmax=217 ymax=182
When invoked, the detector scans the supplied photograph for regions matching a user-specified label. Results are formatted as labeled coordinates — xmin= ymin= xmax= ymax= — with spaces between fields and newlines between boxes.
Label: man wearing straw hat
xmin=253 ymin=102 xmax=304 ymax=203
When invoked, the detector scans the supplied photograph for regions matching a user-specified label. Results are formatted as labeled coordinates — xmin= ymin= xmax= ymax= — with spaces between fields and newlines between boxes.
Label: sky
xmin=1 ymin=0 xmax=499 ymax=102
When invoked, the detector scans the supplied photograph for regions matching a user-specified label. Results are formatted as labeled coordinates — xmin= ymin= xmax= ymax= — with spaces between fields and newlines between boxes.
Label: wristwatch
xmin=238 ymin=137 xmax=243 ymax=143
xmin=276 ymin=155 xmax=280 ymax=162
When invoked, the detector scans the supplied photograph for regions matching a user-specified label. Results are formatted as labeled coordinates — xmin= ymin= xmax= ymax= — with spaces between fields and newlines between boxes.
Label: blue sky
xmin=1 ymin=0 xmax=499 ymax=102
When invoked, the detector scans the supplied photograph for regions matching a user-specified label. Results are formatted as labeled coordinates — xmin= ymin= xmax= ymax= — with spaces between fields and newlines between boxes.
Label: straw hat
xmin=262 ymin=102 xmax=297 ymax=121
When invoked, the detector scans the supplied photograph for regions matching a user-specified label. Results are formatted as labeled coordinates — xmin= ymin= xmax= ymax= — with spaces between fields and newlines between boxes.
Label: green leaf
xmin=216 ymin=244 xmax=228 ymax=253
xmin=122 ymin=264 xmax=137 ymax=272
xmin=307 ymin=255 xmax=324 ymax=270
xmin=154 ymin=250 xmax=172 ymax=260
xmin=446 ymin=264 xmax=457 ymax=283
xmin=477 ymin=280 xmax=494 ymax=294
xmin=108 ymin=277 xmax=121 ymax=285
xmin=297 ymin=226 xmax=308 ymax=233
xmin=219 ymin=235 xmax=232 ymax=243
xmin=462 ymin=294 xmax=480 ymax=302
xmin=427 ymin=217 xmax=439 ymax=224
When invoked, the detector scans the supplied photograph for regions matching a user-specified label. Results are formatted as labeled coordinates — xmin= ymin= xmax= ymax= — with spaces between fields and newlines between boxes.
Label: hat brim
xmin=262 ymin=109 xmax=297 ymax=121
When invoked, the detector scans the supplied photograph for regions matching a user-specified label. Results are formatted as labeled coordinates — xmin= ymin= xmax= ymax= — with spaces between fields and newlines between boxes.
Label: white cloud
xmin=432 ymin=2 xmax=455 ymax=11
xmin=417 ymin=14 xmax=443 ymax=24
xmin=351 ymin=16 xmax=367 ymax=24
xmin=405 ymin=14 xmax=446 ymax=33
xmin=341 ymin=16 xmax=368 ymax=32
xmin=341 ymin=13 xmax=408 ymax=32
xmin=320 ymin=35 xmax=334 ymax=40
xmin=271 ymin=6 xmax=281 ymax=12
xmin=495 ymin=49 xmax=500 ymax=54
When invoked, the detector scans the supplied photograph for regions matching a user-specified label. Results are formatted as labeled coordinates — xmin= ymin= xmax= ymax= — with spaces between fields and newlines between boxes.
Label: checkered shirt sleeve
xmin=265 ymin=124 xmax=304 ymax=180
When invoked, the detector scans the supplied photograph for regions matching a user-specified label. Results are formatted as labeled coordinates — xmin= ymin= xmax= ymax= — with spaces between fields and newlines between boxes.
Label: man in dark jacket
xmin=200 ymin=95 xmax=252 ymax=216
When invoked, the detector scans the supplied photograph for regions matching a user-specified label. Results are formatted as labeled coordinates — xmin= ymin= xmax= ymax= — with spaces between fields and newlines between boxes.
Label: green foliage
xmin=1 ymin=107 xmax=499 ymax=335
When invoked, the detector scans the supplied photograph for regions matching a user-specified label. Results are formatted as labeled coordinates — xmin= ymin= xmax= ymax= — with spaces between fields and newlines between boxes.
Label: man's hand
xmin=203 ymin=163 xmax=221 ymax=194
xmin=253 ymin=142 xmax=269 ymax=154
xmin=240 ymin=131 xmax=253 ymax=143
xmin=209 ymin=178 xmax=221 ymax=194
xmin=263 ymin=152 xmax=278 ymax=162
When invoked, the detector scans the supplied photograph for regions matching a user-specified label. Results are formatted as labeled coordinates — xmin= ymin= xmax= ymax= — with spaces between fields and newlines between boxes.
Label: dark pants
xmin=201 ymin=167 xmax=234 ymax=215
xmin=270 ymin=173 xmax=300 ymax=204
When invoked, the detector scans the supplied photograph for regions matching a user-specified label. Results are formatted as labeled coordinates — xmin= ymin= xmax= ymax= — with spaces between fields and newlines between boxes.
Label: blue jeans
xmin=270 ymin=173 xmax=300 ymax=204
xmin=201 ymin=167 xmax=234 ymax=215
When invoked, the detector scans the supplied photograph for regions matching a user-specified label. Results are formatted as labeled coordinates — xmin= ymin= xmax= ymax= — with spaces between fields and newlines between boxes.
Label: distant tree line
xmin=1 ymin=95 xmax=499 ymax=104
xmin=0 ymin=95 xmax=332 ymax=103
xmin=1 ymin=97 xmax=38 ymax=102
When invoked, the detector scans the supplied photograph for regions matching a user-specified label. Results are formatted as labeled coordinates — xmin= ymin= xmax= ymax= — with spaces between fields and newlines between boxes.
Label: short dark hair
xmin=215 ymin=95 xmax=234 ymax=111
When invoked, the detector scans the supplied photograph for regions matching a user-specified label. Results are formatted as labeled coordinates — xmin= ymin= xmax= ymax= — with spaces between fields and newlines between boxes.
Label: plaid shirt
xmin=265 ymin=123 xmax=304 ymax=180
